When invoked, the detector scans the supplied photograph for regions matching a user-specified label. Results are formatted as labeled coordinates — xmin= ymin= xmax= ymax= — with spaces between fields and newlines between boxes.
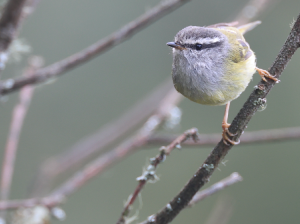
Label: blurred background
xmin=0 ymin=0 xmax=300 ymax=223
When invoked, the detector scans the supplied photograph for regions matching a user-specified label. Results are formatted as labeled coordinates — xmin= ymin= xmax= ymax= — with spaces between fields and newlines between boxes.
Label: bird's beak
xmin=166 ymin=42 xmax=186 ymax=50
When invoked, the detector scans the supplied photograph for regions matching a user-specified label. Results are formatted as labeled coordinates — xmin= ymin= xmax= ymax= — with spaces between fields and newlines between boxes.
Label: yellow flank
xmin=202 ymin=27 xmax=256 ymax=105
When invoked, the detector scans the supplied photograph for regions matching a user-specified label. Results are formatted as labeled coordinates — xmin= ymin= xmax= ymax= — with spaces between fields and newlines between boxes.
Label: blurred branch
xmin=147 ymin=126 xmax=300 ymax=146
xmin=0 ymin=0 xmax=190 ymax=95
xmin=0 ymin=0 xmax=27 ymax=53
xmin=234 ymin=0 xmax=279 ymax=24
xmin=0 ymin=56 xmax=43 ymax=219
xmin=31 ymin=79 xmax=176 ymax=197
xmin=0 ymin=0 xmax=40 ymax=70
xmin=116 ymin=128 xmax=199 ymax=224
xmin=140 ymin=12 xmax=300 ymax=224
xmin=188 ymin=172 xmax=242 ymax=207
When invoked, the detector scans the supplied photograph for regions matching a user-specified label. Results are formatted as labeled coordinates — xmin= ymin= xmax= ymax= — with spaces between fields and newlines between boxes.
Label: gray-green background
xmin=0 ymin=0 xmax=300 ymax=223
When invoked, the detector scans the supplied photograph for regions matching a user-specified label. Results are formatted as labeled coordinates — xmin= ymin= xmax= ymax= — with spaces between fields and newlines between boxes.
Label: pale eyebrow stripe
xmin=182 ymin=37 xmax=221 ymax=45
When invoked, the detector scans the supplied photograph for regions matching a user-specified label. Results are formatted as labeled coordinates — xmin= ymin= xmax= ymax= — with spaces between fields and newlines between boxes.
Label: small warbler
xmin=167 ymin=21 xmax=279 ymax=145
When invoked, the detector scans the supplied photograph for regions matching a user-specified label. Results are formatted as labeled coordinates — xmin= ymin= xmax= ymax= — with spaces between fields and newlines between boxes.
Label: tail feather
xmin=238 ymin=21 xmax=261 ymax=34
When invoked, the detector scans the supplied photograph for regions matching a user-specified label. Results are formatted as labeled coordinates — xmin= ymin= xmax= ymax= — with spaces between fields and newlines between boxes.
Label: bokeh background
xmin=0 ymin=0 xmax=300 ymax=223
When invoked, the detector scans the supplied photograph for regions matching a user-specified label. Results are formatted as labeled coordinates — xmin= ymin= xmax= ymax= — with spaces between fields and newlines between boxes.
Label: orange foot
xmin=222 ymin=122 xmax=240 ymax=146
xmin=256 ymin=67 xmax=279 ymax=83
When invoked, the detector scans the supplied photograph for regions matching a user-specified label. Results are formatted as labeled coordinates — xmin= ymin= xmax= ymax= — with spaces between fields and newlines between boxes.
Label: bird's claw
xmin=256 ymin=67 xmax=280 ymax=83
xmin=222 ymin=123 xmax=240 ymax=145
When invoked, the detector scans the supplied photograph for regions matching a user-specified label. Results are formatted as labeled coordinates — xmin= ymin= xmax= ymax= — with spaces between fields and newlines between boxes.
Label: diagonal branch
xmin=187 ymin=172 xmax=242 ymax=207
xmin=116 ymin=128 xmax=199 ymax=224
xmin=140 ymin=12 xmax=300 ymax=224
xmin=0 ymin=0 xmax=190 ymax=95
xmin=0 ymin=56 xmax=43 ymax=220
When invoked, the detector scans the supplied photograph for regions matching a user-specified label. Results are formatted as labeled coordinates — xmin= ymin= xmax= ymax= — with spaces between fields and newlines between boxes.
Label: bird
xmin=166 ymin=21 xmax=279 ymax=145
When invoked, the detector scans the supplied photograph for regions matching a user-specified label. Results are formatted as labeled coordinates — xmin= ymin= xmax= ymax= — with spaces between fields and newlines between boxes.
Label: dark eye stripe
xmin=184 ymin=41 xmax=222 ymax=50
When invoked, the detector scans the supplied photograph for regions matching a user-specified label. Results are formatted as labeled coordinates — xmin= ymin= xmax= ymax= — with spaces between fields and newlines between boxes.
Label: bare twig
xmin=0 ymin=56 xmax=43 ymax=219
xmin=31 ymin=79 xmax=175 ymax=197
xmin=234 ymin=0 xmax=279 ymax=24
xmin=188 ymin=172 xmax=242 ymax=207
xmin=140 ymin=12 xmax=300 ymax=224
xmin=147 ymin=126 xmax=300 ymax=146
xmin=0 ymin=0 xmax=190 ymax=95
xmin=116 ymin=128 xmax=199 ymax=224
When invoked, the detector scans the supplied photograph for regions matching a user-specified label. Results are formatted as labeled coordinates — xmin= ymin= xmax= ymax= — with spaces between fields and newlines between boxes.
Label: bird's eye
xmin=195 ymin=44 xmax=202 ymax=50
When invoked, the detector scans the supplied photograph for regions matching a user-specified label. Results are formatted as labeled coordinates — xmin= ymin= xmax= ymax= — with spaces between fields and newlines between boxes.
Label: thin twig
xmin=147 ymin=126 xmax=300 ymax=146
xmin=0 ymin=56 xmax=43 ymax=219
xmin=140 ymin=12 xmax=300 ymax=224
xmin=234 ymin=0 xmax=279 ymax=24
xmin=0 ymin=0 xmax=190 ymax=95
xmin=31 ymin=79 xmax=175 ymax=197
xmin=116 ymin=128 xmax=199 ymax=224
xmin=188 ymin=172 xmax=242 ymax=207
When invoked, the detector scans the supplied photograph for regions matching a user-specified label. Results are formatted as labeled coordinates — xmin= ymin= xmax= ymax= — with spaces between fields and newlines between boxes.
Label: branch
xmin=140 ymin=12 xmax=300 ymax=224
xmin=147 ymin=126 xmax=300 ymax=146
xmin=0 ymin=56 xmax=43 ymax=219
xmin=0 ymin=0 xmax=190 ymax=94
xmin=116 ymin=128 xmax=199 ymax=224
xmin=187 ymin=172 xmax=242 ymax=207
xmin=234 ymin=0 xmax=278 ymax=24
xmin=0 ymin=56 xmax=42 ymax=199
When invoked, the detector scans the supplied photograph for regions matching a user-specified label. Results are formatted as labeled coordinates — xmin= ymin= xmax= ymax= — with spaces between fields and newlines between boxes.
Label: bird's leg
xmin=222 ymin=102 xmax=240 ymax=145
xmin=256 ymin=67 xmax=279 ymax=83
